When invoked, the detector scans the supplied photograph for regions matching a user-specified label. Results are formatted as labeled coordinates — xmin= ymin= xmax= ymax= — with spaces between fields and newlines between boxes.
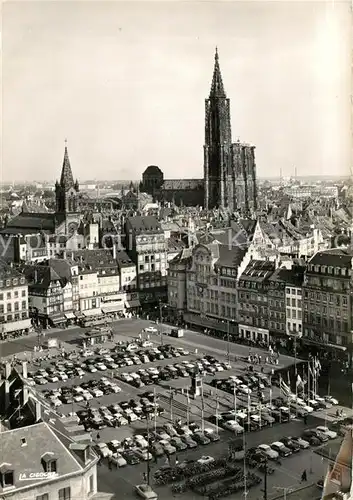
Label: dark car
xmin=193 ymin=432 xmax=211 ymax=445
xmin=281 ymin=437 xmax=300 ymax=453
xmin=303 ymin=429 xmax=329 ymax=443
xmin=123 ymin=450 xmax=140 ymax=465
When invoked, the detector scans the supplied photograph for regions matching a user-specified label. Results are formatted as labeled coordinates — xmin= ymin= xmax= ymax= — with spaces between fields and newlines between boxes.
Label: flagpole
xmin=279 ymin=375 xmax=282 ymax=423
xmin=269 ymin=385 xmax=273 ymax=427
xmin=201 ymin=379 xmax=205 ymax=433
xmin=186 ymin=388 xmax=190 ymax=427
xmin=233 ymin=383 xmax=237 ymax=417
xmin=307 ymin=361 xmax=310 ymax=402
xmin=215 ymin=388 xmax=219 ymax=436
xmin=153 ymin=387 xmax=157 ymax=433
xmin=247 ymin=386 xmax=251 ymax=430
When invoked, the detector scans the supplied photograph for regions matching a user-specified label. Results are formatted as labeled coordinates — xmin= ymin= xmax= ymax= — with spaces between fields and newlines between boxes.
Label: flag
xmin=186 ymin=388 xmax=190 ymax=405
xmin=296 ymin=374 xmax=303 ymax=387
xmin=315 ymin=358 xmax=322 ymax=372
xmin=280 ymin=378 xmax=292 ymax=397
xmin=287 ymin=371 xmax=291 ymax=388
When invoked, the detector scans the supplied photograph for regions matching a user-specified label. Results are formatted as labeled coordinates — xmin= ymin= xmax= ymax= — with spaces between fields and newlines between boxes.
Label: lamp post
xmin=226 ymin=320 xmax=230 ymax=365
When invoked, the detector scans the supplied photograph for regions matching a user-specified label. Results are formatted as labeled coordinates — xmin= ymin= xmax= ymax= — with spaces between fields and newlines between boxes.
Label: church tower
xmin=55 ymin=141 xmax=80 ymax=214
xmin=204 ymin=48 xmax=232 ymax=210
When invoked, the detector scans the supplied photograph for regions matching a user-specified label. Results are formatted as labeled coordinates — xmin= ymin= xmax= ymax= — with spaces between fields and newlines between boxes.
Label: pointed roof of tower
xmin=60 ymin=140 xmax=74 ymax=188
xmin=209 ymin=47 xmax=226 ymax=98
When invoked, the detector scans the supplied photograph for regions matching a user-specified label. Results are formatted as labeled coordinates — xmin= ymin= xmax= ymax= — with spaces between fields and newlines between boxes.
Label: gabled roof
xmin=308 ymin=248 xmax=353 ymax=268
xmin=4 ymin=212 xmax=62 ymax=232
xmin=125 ymin=215 xmax=161 ymax=233
xmin=0 ymin=421 xmax=83 ymax=492
xmin=20 ymin=265 xmax=62 ymax=288
xmin=213 ymin=243 xmax=246 ymax=269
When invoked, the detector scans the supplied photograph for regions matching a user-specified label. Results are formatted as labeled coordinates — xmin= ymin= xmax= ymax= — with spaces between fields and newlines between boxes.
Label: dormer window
xmin=41 ymin=453 xmax=57 ymax=473
xmin=0 ymin=465 xmax=14 ymax=488
xmin=21 ymin=438 xmax=27 ymax=447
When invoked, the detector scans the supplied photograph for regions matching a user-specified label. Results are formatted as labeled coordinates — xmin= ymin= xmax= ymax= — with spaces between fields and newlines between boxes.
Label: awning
xmin=125 ymin=300 xmax=141 ymax=308
xmin=82 ymin=308 xmax=103 ymax=318
xmin=49 ymin=314 xmax=66 ymax=325
xmin=65 ymin=312 xmax=76 ymax=320
xmin=102 ymin=303 xmax=124 ymax=314
xmin=1 ymin=318 xmax=32 ymax=333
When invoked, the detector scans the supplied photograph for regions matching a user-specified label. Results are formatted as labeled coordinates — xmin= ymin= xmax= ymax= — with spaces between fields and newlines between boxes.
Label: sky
xmin=2 ymin=0 xmax=351 ymax=182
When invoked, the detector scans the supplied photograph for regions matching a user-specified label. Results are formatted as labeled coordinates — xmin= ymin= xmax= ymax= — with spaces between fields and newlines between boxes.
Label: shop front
xmin=125 ymin=292 xmax=141 ymax=317
xmin=64 ymin=311 xmax=77 ymax=326
xmin=183 ymin=312 xmax=238 ymax=337
xmin=0 ymin=318 xmax=32 ymax=340
xmin=48 ymin=313 xmax=67 ymax=329
xmin=79 ymin=308 xmax=107 ymax=328
xmin=101 ymin=302 xmax=125 ymax=319
xmin=238 ymin=325 xmax=269 ymax=345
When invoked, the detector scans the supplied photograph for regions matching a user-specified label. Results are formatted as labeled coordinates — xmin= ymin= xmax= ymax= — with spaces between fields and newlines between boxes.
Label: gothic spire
xmin=209 ymin=47 xmax=226 ymax=98
xmin=60 ymin=139 xmax=74 ymax=188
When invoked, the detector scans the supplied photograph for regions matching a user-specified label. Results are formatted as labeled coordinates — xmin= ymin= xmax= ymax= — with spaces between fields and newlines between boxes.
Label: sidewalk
xmin=0 ymin=324 xmax=79 ymax=344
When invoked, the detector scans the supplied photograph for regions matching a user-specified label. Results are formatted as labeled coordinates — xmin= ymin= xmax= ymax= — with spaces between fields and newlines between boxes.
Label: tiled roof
xmin=241 ymin=259 xmax=275 ymax=281
xmin=214 ymin=244 xmax=246 ymax=269
xmin=20 ymin=265 xmax=62 ymax=288
xmin=5 ymin=212 xmax=63 ymax=232
xmin=115 ymin=250 xmax=134 ymax=268
xmin=125 ymin=215 xmax=161 ymax=233
xmin=0 ymin=421 xmax=82 ymax=493
xmin=69 ymin=249 xmax=119 ymax=275
xmin=309 ymin=248 xmax=353 ymax=268
xmin=167 ymin=238 xmax=185 ymax=252
xmin=162 ymin=179 xmax=204 ymax=190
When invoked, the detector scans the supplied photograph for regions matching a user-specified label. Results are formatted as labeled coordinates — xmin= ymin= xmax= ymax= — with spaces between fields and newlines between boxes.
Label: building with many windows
xmin=0 ymin=263 xmax=31 ymax=339
xmin=237 ymin=260 xmax=276 ymax=344
xmin=184 ymin=243 xmax=247 ymax=334
xmin=124 ymin=216 xmax=168 ymax=306
xmin=168 ymin=248 xmax=192 ymax=318
xmin=267 ymin=268 xmax=287 ymax=338
xmin=284 ymin=267 xmax=304 ymax=336
xmin=302 ymin=248 xmax=353 ymax=348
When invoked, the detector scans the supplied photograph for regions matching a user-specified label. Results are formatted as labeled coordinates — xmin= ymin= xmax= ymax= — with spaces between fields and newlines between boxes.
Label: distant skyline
xmin=2 ymin=1 xmax=351 ymax=182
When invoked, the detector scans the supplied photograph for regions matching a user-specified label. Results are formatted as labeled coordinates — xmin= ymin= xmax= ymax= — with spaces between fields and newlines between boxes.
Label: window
xmin=46 ymin=460 xmax=57 ymax=473
xmin=14 ymin=291 xmax=18 ymax=298
xmin=36 ymin=495 xmax=49 ymax=500
xmin=59 ymin=487 xmax=71 ymax=500
xmin=7 ymin=292 xmax=11 ymax=299
xmin=89 ymin=474 xmax=94 ymax=494
xmin=7 ymin=304 xmax=11 ymax=312
xmin=1 ymin=470 xmax=14 ymax=487
xmin=22 ymin=290 xmax=26 ymax=297
xmin=22 ymin=301 xmax=26 ymax=309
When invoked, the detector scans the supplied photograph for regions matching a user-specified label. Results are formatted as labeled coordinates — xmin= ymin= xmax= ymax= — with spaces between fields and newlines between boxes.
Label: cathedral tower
xmin=204 ymin=48 xmax=232 ymax=210
xmin=55 ymin=141 xmax=80 ymax=214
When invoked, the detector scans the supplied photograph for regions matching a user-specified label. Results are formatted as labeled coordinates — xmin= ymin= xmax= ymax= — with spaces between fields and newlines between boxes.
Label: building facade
xmin=302 ymin=249 xmax=353 ymax=348
xmin=267 ymin=269 xmax=287 ymax=338
xmin=0 ymin=264 xmax=31 ymax=338
xmin=125 ymin=216 xmax=168 ymax=306
xmin=237 ymin=260 xmax=275 ymax=345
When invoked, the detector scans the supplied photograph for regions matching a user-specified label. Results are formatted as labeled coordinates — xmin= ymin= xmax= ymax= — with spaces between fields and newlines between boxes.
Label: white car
xmin=124 ymin=409 xmax=139 ymax=421
xmin=317 ymin=426 xmax=337 ymax=439
xmin=110 ymin=384 xmax=121 ymax=393
xmin=134 ymin=449 xmax=153 ymax=461
xmin=126 ymin=343 xmax=139 ymax=352
xmin=87 ymin=365 xmax=97 ymax=373
xmin=104 ymin=356 xmax=114 ymax=363
xmin=214 ymin=364 xmax=224 ymax=372
xmin=106 ymin=362 xmax=119 ymax=369
xmin=135 ymin=484 xmax=158 ymax=500
xmin=141 ymin=340 xmax=153 ymax=347
xmin=120 ymin=373 xmax=133 ymax=382
xmin=135 ymin=435 xmax=149 ymax=448
xmin=257 ymin=444 xmax=279 ymax=460
xmin=111 ymin=453 xmax=127 ymax=467
xmin=144 ymin=327 xmax=158 ymax=335
xmin=96 ymin=363 xmax=107 ymax=371
xmin=222 ymin=420 xmax=244 ymax=434
xmin=75 ymin=369 xmax=85 ymax=377
xmin=82 ymin=350 xmax=94 ymax=357
xmin=73 ymin=394 xmax=84 ymax=402
xmin=125 ymin=358 xmax=134 ymax=366
xmin=47 ymin=375 xmax=59 ymax=383
xmin=239 ymin=385 xmax=252 ymax=395
xmin=97 ymin=443 xmax=112 ymax=458
xmin=324 ymin=396 xmax=339 ymax=405
xmin=90 ymin=388 xmax=104 ymax=398
xmin=197 ymin=455 xmax=215 ymax=465
xmin=82 ymin=391 xmax=93 ymax=401
xmin=51 ymin=398 xmax=62 ymax=407
xmin=25 ymin=378 xmax=36 ymax=386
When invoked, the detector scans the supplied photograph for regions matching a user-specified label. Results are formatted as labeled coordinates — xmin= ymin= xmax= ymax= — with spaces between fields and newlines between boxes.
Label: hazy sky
xmin=2 ymin=0 xmax=351 ymax=182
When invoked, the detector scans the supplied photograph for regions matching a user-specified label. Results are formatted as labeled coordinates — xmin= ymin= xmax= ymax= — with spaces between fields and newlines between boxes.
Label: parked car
xmin=291 ymin=436 xmax=310 ymax=449
xmin=257 ymin=444 xmax=279 ymax=460
xmin=280 ymin=437 xmax=300 ymax=453
xmin=197 ymin=455 xmax=215 ymax=465
xmin=135 ymin=484 xmax=158 ymax=500
xmin=204 ymin=428 xmax=220 ymax=442
xmin=193 ymin=432 xmax=211 ymax=445
xmin=180 ymin=434 xmax=197 ymax=448
xmin=123 ymin=450 xmax=140 ymax=465
xmin=271 ymin=441 xmax=292 ymax=457
xmin=316 ymin=426 xmax=337 ymax=440
xmin=111 ymin=453 xmax=127 ymax=468
xmin=170 ymin=437 xmax=187 ymax=451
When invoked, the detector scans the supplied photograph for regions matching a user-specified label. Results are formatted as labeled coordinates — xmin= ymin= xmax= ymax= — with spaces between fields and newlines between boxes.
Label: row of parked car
xmin=75 ymin=392 xmax=165 ymax=429
xmin=254 ymin=425 xmax=338 ymax=461
xmin=119 ymin=355 xmax=231 ymax=389
xmin=95 ymin=419 xmax=220 ymax=467
xmin=24 ymin=342 xmax=190 ymax=386
xmin=42 ymin=376 xmax=122 ymax=407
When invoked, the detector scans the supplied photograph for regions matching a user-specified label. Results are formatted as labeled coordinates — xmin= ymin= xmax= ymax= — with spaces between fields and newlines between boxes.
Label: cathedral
xmin=140 ymin=49 xmax=258 ymax=213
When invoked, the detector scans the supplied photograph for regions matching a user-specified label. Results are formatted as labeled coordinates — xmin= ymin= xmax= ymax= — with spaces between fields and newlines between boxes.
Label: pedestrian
xmin=143 ymin=472 xmax=147 ymax=483
xmin=304 ymin=415 xmax=308 ymax=425
xmin=108 ymin=458 xmax=112 ymax=470
xmin=301 ymin=470 xmax=307 ymax=482
xmin=96 ymin=433 xmax=101 ymax=441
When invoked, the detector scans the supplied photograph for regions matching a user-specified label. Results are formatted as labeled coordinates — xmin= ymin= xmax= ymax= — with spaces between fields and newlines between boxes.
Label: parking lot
xmin=16 ymin=328 xmax=342 ymax=499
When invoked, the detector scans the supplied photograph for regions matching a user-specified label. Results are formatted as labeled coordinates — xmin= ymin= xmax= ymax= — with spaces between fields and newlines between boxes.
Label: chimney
xmin=5 ymin=362 xmax=12 ymax=380
xmin=112 ymin=242 xmax=117 ymax=260
xmin=22 ymin=361 xmax=28 ymax=379
xmin=34 ymin=269 xmax=38 ymax=283
xmin=4 ymin=380 xmax=10 ymax=411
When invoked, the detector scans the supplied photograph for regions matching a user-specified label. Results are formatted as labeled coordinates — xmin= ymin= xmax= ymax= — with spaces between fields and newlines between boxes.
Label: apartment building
xmin=21 ymin=265 xmax=66 ymax=329
xmin=237 ymin=260 xmax=276 ymax=344
xmin=125 ymin=216 xmax=168 ymax=307
xmin=284 ymin=267 xmax=304 ymax=336
xmin=184 ymin=243 xmax=246 ymax=334
xmin=302 ymin=248 xmax=353 ymax=348
xmin=168 ymin=248 xmax=192 ymax=318
xmin=0 ymin=263 xmax=31 ymax=338
xmin=267 ymin=268 xmax=287 ymax=338
xmin=115 ymin=249 xmax=140 ymax=312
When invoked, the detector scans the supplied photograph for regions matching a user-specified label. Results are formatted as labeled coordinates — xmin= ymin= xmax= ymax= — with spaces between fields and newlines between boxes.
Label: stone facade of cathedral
xmin=140 ymin=49 xmax=258 ymax=213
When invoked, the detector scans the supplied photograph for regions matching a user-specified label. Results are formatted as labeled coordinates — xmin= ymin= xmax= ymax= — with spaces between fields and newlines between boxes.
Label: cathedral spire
xmin=60 ymin=139 xmax=74 ymax=188
xmin=210 ymin=47 xmax=226 ymax=98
